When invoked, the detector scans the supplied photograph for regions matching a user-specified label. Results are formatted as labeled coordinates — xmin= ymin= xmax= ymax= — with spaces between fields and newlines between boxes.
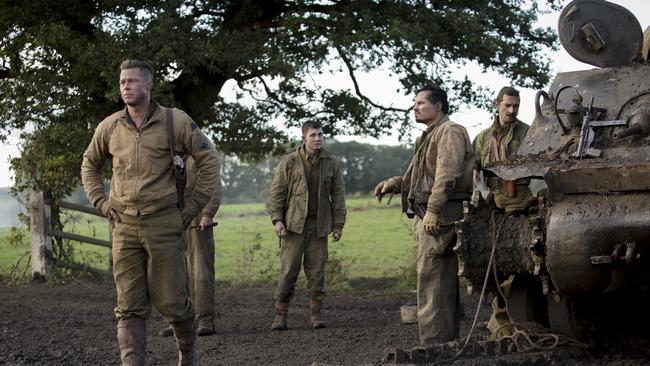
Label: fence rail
xmin=29 ymin=190 xmax=111 ymax=280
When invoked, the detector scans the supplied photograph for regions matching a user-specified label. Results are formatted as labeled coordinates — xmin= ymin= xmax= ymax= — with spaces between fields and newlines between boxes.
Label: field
xmin=0 ymin=197 xmax=417 ymax=287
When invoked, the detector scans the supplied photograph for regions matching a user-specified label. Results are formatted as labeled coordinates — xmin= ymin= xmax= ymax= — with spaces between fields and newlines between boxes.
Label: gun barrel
xmin=613 ymin=125 xmax=642 ymax=139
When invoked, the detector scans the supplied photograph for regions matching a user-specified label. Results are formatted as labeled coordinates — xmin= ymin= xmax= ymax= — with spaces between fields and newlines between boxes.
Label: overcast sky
xmin=0 ymin=0 xmax=648 ymax=188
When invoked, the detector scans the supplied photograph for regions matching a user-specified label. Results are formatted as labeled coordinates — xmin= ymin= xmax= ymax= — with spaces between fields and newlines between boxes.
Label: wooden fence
xmin=29 ymin=190 xmax=111 ymax=280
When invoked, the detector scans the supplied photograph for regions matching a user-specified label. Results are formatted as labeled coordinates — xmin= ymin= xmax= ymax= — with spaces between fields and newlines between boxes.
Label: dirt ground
xmin=1 ymin=283 xmax=649 ymax=366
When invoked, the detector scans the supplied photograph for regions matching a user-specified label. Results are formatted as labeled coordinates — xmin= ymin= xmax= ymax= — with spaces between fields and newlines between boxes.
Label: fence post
xmin=29 ymin=190 xmax=52 ymax=281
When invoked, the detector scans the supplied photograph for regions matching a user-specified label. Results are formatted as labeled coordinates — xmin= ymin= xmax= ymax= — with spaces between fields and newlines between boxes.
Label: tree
xmin=0 ymin=0 xmax=558 ymax=200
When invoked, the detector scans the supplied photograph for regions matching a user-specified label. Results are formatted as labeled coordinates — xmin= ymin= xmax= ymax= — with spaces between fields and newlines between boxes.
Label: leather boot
xmin=309 ymin=299 xmax=326 ymax=329
xmin=117 ymin=318 xmax=146 ymax=366
xmin=270 ymin=302 xmax=289 ymax=330
xmin=170 ymin=319 xmax=197 ymax=366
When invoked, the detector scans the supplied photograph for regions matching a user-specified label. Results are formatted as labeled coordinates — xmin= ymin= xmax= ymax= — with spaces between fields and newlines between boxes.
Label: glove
xmin=98 ymin=199 xmax=120 ymax=229
xmin=423 ymin=212 xmax=439 ymax=236
xmin=331 ymin=227 xmax=343 ymax=241
xmin=373 ymin=176 xmax=402 ymax=202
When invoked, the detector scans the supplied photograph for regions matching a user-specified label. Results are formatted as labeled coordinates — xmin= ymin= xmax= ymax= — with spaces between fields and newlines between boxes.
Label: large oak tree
xmin=0 ymin=0 xmax=557 ymax=198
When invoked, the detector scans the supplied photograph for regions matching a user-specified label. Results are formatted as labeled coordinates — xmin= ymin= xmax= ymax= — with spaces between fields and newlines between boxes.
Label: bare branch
xmin=334 ymin=45 xmax=409 ymax=113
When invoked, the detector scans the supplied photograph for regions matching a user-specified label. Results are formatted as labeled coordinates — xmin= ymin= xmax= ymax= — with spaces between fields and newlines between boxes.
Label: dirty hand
xmin=274 ymin=221 xmax=287 ymax=237
xmin=373 ymin=176 xmax=402 ymax=202
xmin=198 ymin=216 xmax=212 ymax=230
xmin=423 ymin=212 xmax=439 ymax=236
xmin=331 ymin=227 xmax=343 ymax=241
xmin=472 ymin=168 xmax=481 ymax=188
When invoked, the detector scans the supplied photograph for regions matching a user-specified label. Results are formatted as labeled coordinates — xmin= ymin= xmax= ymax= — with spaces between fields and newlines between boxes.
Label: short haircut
xmin=415 ymin=84 xmax=449 ymax=114
xmin=120 ymin=59 xmax=154 ymax=81
xmin=496 ymin=86 xmax=520 ymax=103
xmin=301 ymin=121 xmax=323 ymax=136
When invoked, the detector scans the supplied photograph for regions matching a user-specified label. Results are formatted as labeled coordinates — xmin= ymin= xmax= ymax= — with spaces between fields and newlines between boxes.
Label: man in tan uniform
xmin=472 ymin=86 xmax=531 ymax=339
xmin=375 ymin=84 xmax=474 ymax=346
xmin=268 ymin=121 xmax=347 ymax=330
xmin=159 ymin=157 xmax=222 ymax=337
xmin=81 ymin=59 xmax=220 ymax=366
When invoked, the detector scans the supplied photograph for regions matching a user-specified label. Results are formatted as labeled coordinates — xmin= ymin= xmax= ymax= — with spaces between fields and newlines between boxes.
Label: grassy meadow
xmin=0 ymin=197 xmax=418 ymax=288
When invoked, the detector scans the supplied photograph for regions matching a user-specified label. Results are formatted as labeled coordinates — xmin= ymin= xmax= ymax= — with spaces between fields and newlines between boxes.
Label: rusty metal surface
xmin=453 ymin=202 xmax=539 ymax=293
xmin=545 ymin=193 xmax=650 ymax=295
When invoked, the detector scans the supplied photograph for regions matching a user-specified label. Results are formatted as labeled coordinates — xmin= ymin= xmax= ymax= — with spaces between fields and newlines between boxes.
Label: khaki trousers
xmin=112 ymin=207 xmax=194 ymax=323
xmin=186 ymin=215 xmax=216 ymax=324
xmin=414 ymin=216 xmax=461 ymax=346
xmin=275 ymin=219 xmax=328 ymax=303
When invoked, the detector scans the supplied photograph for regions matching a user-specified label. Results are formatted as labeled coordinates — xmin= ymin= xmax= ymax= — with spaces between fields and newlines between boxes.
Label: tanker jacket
xmin=185 ymin=155 xmax=223 ymax=220
xmin=81 ymin=101 xmax=220 ymax=220
xmin=472 ymin=117 xmax=529 ymax=169
xmin=401 ymin=115 xmax=474 ymax=223
xmin=268 ymin=146 xmax=346 ymax=238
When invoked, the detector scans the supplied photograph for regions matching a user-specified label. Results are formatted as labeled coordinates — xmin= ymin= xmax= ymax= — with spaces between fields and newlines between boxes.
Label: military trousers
xmin=112 ymin=206 xmax=194 ymax=323
xmin=414 ymin=216 xmax=461 ymax=346
xmin=186 ymin=215 xmax=216 ymax=324
xmin=275 ymin=219 xmax=328 ymax=303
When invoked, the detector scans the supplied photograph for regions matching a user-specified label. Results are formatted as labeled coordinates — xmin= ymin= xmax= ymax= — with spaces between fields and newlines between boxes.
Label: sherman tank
xmin=454 ymin=0 xmax=650 ymax=337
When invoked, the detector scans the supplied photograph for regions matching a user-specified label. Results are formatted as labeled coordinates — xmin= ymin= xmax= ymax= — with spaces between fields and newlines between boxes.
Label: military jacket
xmin=268 ymin=146 xmax=346 ymax=238
xmin=401 ymin=116 xmax=474 ymax=223
xmin=81 ymin=101 xmax=220 ymax=218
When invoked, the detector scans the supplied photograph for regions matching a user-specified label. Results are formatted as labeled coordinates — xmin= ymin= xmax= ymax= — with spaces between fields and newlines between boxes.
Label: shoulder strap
xmin=166 ymin=108 xmax=187 ymax=210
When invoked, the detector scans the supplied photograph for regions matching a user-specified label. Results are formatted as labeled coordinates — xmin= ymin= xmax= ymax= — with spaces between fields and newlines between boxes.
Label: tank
xmin=454 ymin=0 xmax=650 ymax=337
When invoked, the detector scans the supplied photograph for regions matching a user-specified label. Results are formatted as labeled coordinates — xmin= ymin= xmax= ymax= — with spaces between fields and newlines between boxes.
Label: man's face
xmin=496 ymin=94 xmax=520 ymax=125
xmin=413 ymin=91 xmax=441 ymax=126
xmin=120 ymin=68 xmax=152 ymax=107
xmin=303 ymin=127 xmax=324 ymax=152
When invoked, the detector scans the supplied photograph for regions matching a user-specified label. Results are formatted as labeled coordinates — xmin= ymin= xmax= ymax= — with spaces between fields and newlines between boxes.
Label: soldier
xmin=472 ymin=86 xmax=531 ymax=339
xmin=374 ymin=84 xmax=474 ymax=346
xmin=81 ymin=59 xmax=220 ymax=366
xmin=159 ymin=157 xmax=223 ymax=338
xmin=472 ymin=86 xmax=531 ymax=213
xmin=268 ymin=121 xmax=347 ymax=330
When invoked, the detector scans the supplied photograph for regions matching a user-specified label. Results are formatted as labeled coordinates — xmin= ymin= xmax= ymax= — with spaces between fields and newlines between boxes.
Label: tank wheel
xmin=506 ymin=274 xmax=548 ymax=327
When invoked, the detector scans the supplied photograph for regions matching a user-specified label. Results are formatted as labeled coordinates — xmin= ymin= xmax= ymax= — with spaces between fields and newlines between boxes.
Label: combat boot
xmin=170 ymin=319 xmax=197 ymax=366
xmin=117 ymin=318 xmax=146 ymax=366
xmin=196 ymin=320 xmax=216 ymax=336
xmin=270 ymin=302 xmax=289 ymax=330
xmin=309 ymin=299 xmax=326 ymax=329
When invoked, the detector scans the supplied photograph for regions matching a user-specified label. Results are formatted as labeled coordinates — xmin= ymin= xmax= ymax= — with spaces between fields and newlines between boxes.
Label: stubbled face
xmin=120 ymin=68 xmax=151 ymax=107
xmin=303 ymin=127 xmax=324 ymax=153
xmin=413 ymin=91 xmax=442 ymax=126
xmin=496 ymin=94 xmax=520 ymax=125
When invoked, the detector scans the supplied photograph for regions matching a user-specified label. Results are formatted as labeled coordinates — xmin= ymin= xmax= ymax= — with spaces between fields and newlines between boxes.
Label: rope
xmin=430 ymin=209 xmax=588 ymax=365
xmin=431 ymin=211 xmax=509 ymax=365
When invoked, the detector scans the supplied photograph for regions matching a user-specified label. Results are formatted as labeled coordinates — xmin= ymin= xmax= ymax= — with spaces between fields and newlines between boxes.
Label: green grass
xmin=0 ymin=197 xmax=418 ymax=287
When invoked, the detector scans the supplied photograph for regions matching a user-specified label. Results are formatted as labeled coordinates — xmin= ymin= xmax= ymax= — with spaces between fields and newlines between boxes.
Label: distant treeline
xmin=0 ymin=141 xmax=412 ymax=226
xmin=221 ymin=140 xmax=412 ymax=203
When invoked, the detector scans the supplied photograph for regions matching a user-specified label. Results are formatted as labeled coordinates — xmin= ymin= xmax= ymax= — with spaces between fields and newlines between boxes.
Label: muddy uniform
xmin=269 ymin=146 xmax=346 ymax=304
xmin=472 ymin=117 xmax=530 ymax=338
xmin=473 ymin=118 xmax=531 ymax=212
xmin=184 ymin=157 xmax=222 ymax=330
xmin=81 ymin=101 xmax=220 ymax=324
xmin=401 ymin=116 xmax=474 ymax=345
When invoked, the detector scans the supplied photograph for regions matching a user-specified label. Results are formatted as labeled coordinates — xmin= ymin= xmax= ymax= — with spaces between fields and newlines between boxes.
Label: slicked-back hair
xmin=301 ymin=121 xmax=323 ymax=136
xmin=415 ymin=84 xmax=449 ymax=114
xmin=496 ymin=86 xmax=519 ymax=104
xmin=120 ymin=59 xmax=154 ymax=81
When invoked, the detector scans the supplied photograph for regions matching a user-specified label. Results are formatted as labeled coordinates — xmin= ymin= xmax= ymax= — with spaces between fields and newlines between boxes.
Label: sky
xmin=0 ymin=0 xmax=648 ymax=188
